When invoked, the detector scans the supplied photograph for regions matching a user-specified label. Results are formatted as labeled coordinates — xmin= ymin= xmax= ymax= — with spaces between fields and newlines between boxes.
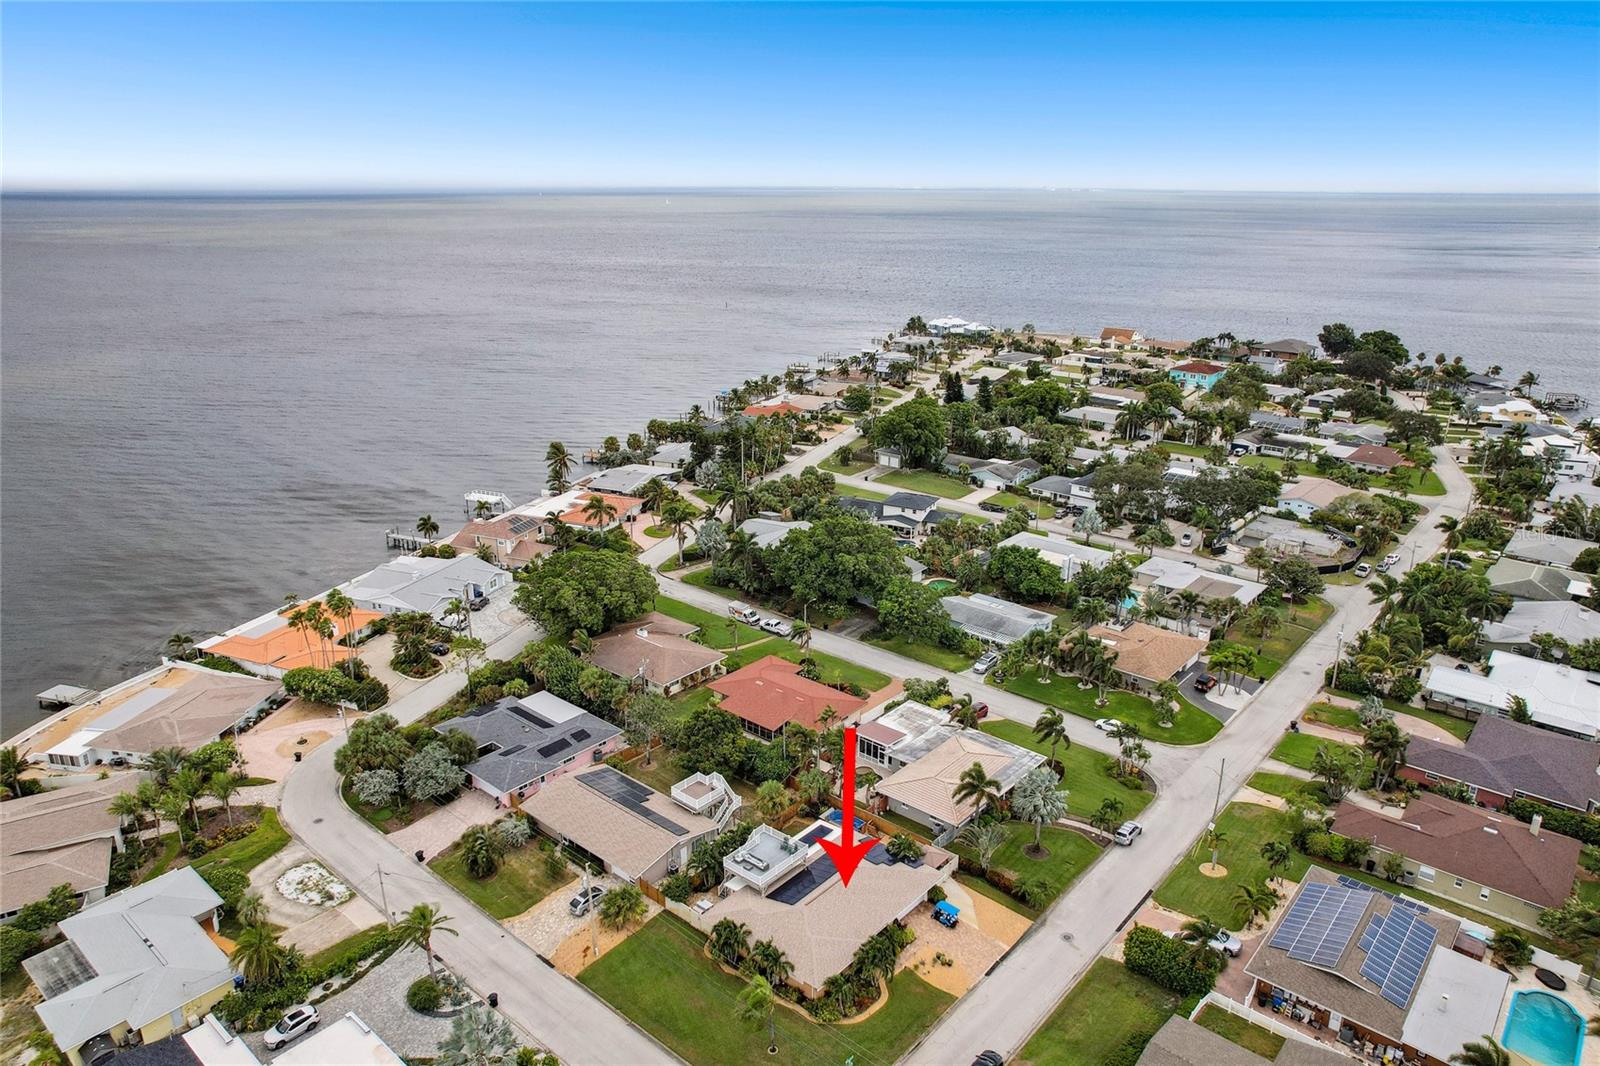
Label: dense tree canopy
xmin=772 ymin=513 xmax=905 ymax=613
xmin=512 ymin=548 xmax=657 ymax=636
xmin=868 ymin=396 xmax=947 ymax=469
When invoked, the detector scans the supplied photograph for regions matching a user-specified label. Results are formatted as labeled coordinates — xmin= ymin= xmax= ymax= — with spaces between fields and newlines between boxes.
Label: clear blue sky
xmin=4 ymin=2 xmax=1596 ymax=192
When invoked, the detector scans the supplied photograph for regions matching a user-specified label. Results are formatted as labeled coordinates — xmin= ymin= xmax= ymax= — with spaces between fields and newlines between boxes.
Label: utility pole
xmin=377 ymin=866 xmax=392 ymax=927
xmin=1331 ymin=627 xmax=1345 ymax=691
xmin=583 ymin=864 xmax=599 ymax=958
xmin=1212 ymin=757 xmax=1226 ymax=824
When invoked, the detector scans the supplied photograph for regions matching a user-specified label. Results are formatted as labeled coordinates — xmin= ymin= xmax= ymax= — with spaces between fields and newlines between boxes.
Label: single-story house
xmin=996 ymin=531 xmax=1113 ymax=579
xmin=271 ymin=1012 xmax=406 ymax=1066
xmin=1087 ymin=385 xmax=1147 ymax=409
xmin=0 ymin=775 xmax=138 ymax=923
xmin=586 ymin=613 xmax=725 ymax=696
xmin=1135 ymin=557 xmax=1266 ymax=609
xmin=202 ymin=600 xmax=385 ymax=678
xmin=1232 ymin=429 xmax=1314 ymax=461
xmin=1400 ymin=714 xmax=1600 ymax=814
xmin=1486 ymin=557 xmax=1590 ymax=603
xmin=1277 ymin=477 xmax=1363 ymax=520
xmin=36 ymin=664 xmax=278 ymax=769
xmin=1421 ymin=650 xmax=1600 ymax=738
xmin=1250 ymin=411 xmax=1309 ymax=435
xmin=26 ymin=868 xmax=234 ymax=1066
xmin=1316 ymin=421 xmax=1389 ymax=447
xmin=1245 ymin=355 xmax=1289 ymax=378
xmin=742 ymin=401 xmax=807 ymax=418
xmin=1064 ymin=405 xmax=1120 ymax=431
xmin=1337 ymin=444 xmax=1408 ymax=475
xmin=1302 ymin=387 xmax=1347 ymax=413
xmin=1085 ymin=621 xmax=1207 ymax=690
xmin=1168 ymin=360 xmax=1227 ymax=392
xmin=340 ymin=554 xmax=510 ymax=619
xmin=873 ymin=729 xmax=1044 ymax=835
xmin=1262 ymin=383 xmax=1304 ymax=403
xmin=971 ymin=458 xmax=1042 ymax=489
xmin=707 ymin=655 xmax=868 ymax=738
xmin=1475 ymin=398 xmax=1541 ymax=424
xmin=1026 ymin=474 xmax=1096 ymax=508
xmin=1504 ymin=529 xmax=1594 ymax=570
xmin=584 ymin=463 xmax=679 ymax=496
xmin=1549 ymin=479 xmax=1600 ymax=509
xmin=1136 ymin=1016 xmax=1347 ymax=1066
xmin=990 ymin=349 xmax=1042 ymax=366
xmin=1333 ymin=793 xmax=1581 ymax=928
xmin=1480 ymin=600 xmax=1600 ymax=655
xmin=1235 ymin=515 xmax=1352 ymax=563
xmin=522 ymin=765 xmax=731 ymax=883
xmin=738 ymin=516 xmax=811 ymax=549
xmin=649 ymin=440 xmax=695 ymax=470
xmin=1242 ymin=868 xmax=1507 ymax=1066
xmin=437 ymin=693 xmax=623 ymax=805
xmin=940 ymin=592 xmax=1054 ymax=646
xmin=1251 ymin=338 xmax=1317 ymax=360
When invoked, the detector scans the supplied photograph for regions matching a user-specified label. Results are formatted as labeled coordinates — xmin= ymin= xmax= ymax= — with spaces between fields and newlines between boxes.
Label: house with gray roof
xmin=1400 ymin=714 xmax=1600 ymax=814
xmin=1504 ymin=529 xmax=1595 ymax=569
xmin=341 ymin=554 xmax=509 ymax=619
xmin=997 ymin=531 xmax=1113 ymax=578
xmin=1136 ymin=1016 xmax=1347 ymax=1066
xmin=940 ymin=593 xmax=1054 ymax=646
xmin=738 ymin=516 xmax=811 ymax=549
xmin=1026 ymin=473 xmax=1096 ymax=508
xmin=1487 ymin=557 xmax=1590 ymax=602
xmin=835 ymin=493 xmax=957 ymax=538
xmin=1481 ymin=600 xmax=1600 ymax=655
xmin=1249 ymin=411 xmax=1308 ymax=435
xmin=25 ymin=867 xmax=234 ymax=1066
xmin=584 ymin=463 xmax=679 ymax=496
xmin=1316 ymin=421 xmax=1389 ymax=446
xmin=0 ymin=774 xmax=139 ymax=921
xmin=437 ymin=692 xmax=622 ymax=804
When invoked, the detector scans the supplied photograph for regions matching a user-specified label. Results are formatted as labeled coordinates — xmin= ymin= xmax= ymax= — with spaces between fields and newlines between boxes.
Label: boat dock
xmin=36 ymin=684 xmax=96 ymax=710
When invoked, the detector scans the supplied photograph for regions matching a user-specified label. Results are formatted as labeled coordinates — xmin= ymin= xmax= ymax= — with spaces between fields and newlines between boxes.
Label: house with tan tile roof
xmin=447 ymin=513 xmax=556 ymax=567
xmin=1085 ymin=621 xmax=1207 ymax=690
xmin=202 ymin=601 xmax=385 ymax=678
xmin=707 ymin=655 xmax=868 ymax=739
xmin=0 ymin=774 xmax=140 ymax=919
xmin=1332 ymin=792 xmax=1582 ymax=927
xmin=586 ymin=613 xmax=725 ymax=695
xmin=873 ymin=729 xmax=1044 ymax=834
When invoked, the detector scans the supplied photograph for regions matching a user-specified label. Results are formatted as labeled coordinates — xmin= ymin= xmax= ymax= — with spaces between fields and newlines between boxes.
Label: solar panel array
xmin=508 ymin=515 xmax=540 ymax=536
xmin=538 ymin=737 xmax=572 ymax=759
xmin=1358 ymin=912 xmax=1384 ymax=952
xmin=577 ymin=766 xmax=689 ymax=836
xmin=1359 ymin=907 xmax=1438 ymax=1008
xmin=1337 ymin=874 xmax=1429 ymax=914
xmin=1268 ymin=882 xmax=1369 ymax=967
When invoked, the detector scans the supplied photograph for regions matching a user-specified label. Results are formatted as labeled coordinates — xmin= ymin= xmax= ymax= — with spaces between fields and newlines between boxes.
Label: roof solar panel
xmin=1359 ymin=913 xmax=1385 ymax=953
xmin=571 ymin=728 xmax=591 ymax=742
xmin=769 ymin=854 xmax=838 ymax=905
xmin=1338 ymin=874 xmax=1429 ymax=914
xmin=508 ymin=515 xmax=539 ymax=536
xmin=497 ymin=744 xmax=526 ymax=758
xmin=1359 ymin=908 xmax=1439 ymax=1009
xmin=538 ymin=738 xmax=572 ymax=759
xmin=577 ymin=767 xmax=689 ymax=836
xmin=1269 ymin=882 xmax=1367 ymax=967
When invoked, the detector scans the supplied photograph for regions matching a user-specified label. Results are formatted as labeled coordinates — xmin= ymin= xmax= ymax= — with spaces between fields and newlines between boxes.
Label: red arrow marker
xmin=818 ymin=726 xmax=876 ymax=887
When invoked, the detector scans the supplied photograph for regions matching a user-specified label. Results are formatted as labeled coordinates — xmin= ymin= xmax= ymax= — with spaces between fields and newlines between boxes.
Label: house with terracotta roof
xmin=446 ymin=512 xmax=555 ymax=567
xmin=1399 ymin=714 xmax=1600 ymax=814
xmin=1100 ymin=327 xmax=1144 ymax=349
xmin=586 ymin=613 xmax=725 ymax=695
xmin=1330 ymin=443 xmax=1408 ymax=475
xmin=872 ymin=729 xmax=1044 ymax=835
xmin=706 ymin=655 xmax=868 ymax=739
xmin=1332 ymin=792 xmax=1582 ymax=928
xmin=1168 ymin=360 xmax=1227 ymax=392
xmin=550 ymin=491 xmax=645 ymax=530
xmin=0 ymin=775 xmax=140 ymax=922
xmin=741 ymin=401 xmax=806 ymax=418
xmin=202 ymin=600 xmax=386 ymax=678
xmin=1085 ymin=621 xmax=1207 ymax=691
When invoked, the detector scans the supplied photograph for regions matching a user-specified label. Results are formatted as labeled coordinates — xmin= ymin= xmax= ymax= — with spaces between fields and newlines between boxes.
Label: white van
xmin=728 ymin=601 xmax=761 ymax=624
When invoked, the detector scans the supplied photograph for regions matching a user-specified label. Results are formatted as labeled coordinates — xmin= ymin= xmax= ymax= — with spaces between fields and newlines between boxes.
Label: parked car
xmin=1165 ymin=927 xmax=1243 ymax=958
xmin=1379 ymin=552 xmax=1402 ymax=572
xmin=264 ymin=1005 xmax=319 ymax=1050
xmin=427 ymin=640 xmax=450 ymax=655
xmin=760 ymin=617 xmax=794 ymax=638
xmin=1354 ymin=563 xmax=1372 ymax=578
xmin=1053 ymin=507 xmax=1072 ymax=520
xmin=1113 ymin=821 xmax=1143 ymax=846
xmin=972 ymin=1053 xmax=1005 ymax=1066
xmin=568 ymin=885 xmax=607 ymax=916
xmin=728 ymin=601 xmax=761 ymax=624
xmin=1191 ymin=673 xmax=1218 ymax=694
xmin=1180 ymin=532 xmax=1193 ymax=547
xmin=972 ymin=701 xmax=989 ymax=720
xmin=973 ymin=651 xmax=1001 ymax=676
xmin=466 ymin=594 xmax=490 ymax=611
xmin=979 ymin=500 xmax=1007 ymax=514
xmin=1446 ymin=558 xmax=1471 ymax=571
xmin=1093 ymin=717 xmax=1122 ymax=734
xmin=1229 ymin=444 xmax=1250 ymax=456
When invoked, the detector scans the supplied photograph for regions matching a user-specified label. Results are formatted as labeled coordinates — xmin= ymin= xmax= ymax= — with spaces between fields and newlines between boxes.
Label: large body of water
xmin=3 ymin=190 xmax=1597 ymax=733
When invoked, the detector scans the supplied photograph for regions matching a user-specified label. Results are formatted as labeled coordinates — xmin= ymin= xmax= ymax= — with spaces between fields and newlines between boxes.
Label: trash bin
xmin=293 ymin=752 xmax=302 ymax=762
xmin=487 ymin=992 xmax=499 ymax=1008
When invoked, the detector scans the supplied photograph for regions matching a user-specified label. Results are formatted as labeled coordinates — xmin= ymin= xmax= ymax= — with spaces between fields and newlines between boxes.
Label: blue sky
xmin=3 ymin=2 xmax=1596 ymax=192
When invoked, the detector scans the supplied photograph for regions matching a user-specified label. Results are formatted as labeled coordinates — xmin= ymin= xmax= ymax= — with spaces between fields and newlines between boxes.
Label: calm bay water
xmin=3 ymin=190 xmax=1597 ymax=732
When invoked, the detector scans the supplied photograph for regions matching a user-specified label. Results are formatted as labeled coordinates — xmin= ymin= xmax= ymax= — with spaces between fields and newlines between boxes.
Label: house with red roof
xmin=742 ymin=401 xmax=806 ymax=418
xmin=706 ymin=655 xmax=868 ymax=739
xmin=1167 ymin=360 xmax=1228 ymax=392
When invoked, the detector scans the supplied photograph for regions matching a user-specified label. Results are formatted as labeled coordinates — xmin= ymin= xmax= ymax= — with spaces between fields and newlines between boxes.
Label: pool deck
xmin=1502 ymin=973 xmax=1600 ymax=1066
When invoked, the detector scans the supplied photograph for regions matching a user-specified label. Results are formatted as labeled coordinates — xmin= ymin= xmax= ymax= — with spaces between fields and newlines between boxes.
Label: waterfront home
xmin=26 ymin=867 xmax=235 ymax=1066
xmin=35 ymin=663 xmax=277 ymax=769
xmin=583 ymin=463 xmax=679 ymax=496
xmin=0 ymin=775 xmax=139 ymax=923
xmin=341 ymin=554 xmax=509 ymax=619
xmin=1400 ymin=714 xmax=1600 ymax=815
xmin=1167 ymin=360 xmax=1227 ymax=392
xmin=741 ymin=400 xmax=807 ymax=418
xmin=996 ymin=531 xmax=1112 ymax=579
xmin=201 ymin=600 xmax=385 ymax=678
xmin=1421 ymin=650 xmax=1600 ymax=738
xmin=445 ymin=512 xmax=555 ymax=567
xmin=1481 ymin=600 xmax=1600 ymax=655
xmin=586 ymin=613 xmax=726 ymax=696
xmin=1486 ymin=558 xmax=1590 ymax=602
xmin=435 ymin=692 xmax=622 ymax=805
xmin=1250 ymin=338 xmax=1317 ymax=360
xmin=1241 ymin=868 xmax=1505 ymax=1066
xmin=1277 ymin=477 xmax=1364 ymax=520
xmin=1333 ymin=793 xmax=1580 ymax=928
xmin=1503 ymin=528 xmax=1594 ymax=570
xmin=1100 ymin=327 xmax=1144 ymax=349
xmin=1085 ymin=620 xmax=1207 ymax=691
xmin=707 ymin=655 xmax=868 ymax=738
xmin=873 ymin=729 xmax=1044 ymax=835
xmin=649 ymin=440 xmax=694 ymax=470
xmin=940 ymin=592 xmax=1053 ymax=647
xmin=522 ymin=765 xmax=730 ymax=883
xmin=1474 ymin=398 xmax=1541 ymax=424
xmin=1144 ymin=338 xmax=1191 ymax=356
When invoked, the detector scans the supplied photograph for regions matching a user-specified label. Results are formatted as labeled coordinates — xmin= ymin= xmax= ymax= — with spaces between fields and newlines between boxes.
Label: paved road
xmin=278 ymin=619 xmax=678 ymax=1065
xmin=905 ymin=444 xmax=1475 ymax=1064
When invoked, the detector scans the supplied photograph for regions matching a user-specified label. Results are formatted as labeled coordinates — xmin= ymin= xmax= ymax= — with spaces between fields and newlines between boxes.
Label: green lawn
xmin=1270 ymin=733 xmax=1365 ymax=774
xmin=840 ymin=486 xmax=890 ymax=501
xmin=877 ymin=469 xmax=975 ymax=500
xmin=1391 ymin=468 xmax=1446 ymax=496
xmin=1302 ymin=702 xmax=1361 ymax=732
xmin=1018 ymin=958 xmax=1189 ymax=1066
xmin=643 ymin=524 xmax=672 ymax=538
xmin=978 ymin=823 xmax=1100 ymax=908
xmin=821 ymin=449 xmax=873 ymax=476
xmin=579 ymin=914 xmax=954 ymax=1066
xmin=302 ymin=923 xmax=391 ymax=972
xmin=986 ymin=491 xmax=1053 ymax=517
xmin=679 ymin=567 xmax=747 ymax=599
xmin=1153 ymin=803 xmax=1309 ymax=928
xmin=1194 ymin=1005 xmax=1285 ymax=1058
xmin=341 ymin=784 xmax=437 ymax=834
xmin=996 ymin=667 xmax=1222 ymax=745
xmin=1156 ymin=442 xmax=1212 ymax=459
xmin=651 ymin=595 xmax=764 ymax=649
xmin=1246 ymin=772 xmax=1324 ymax=805
xmin=980 ymin=719 xmax=1152 ymax=820
xmin=192 ymin=809 xmax=289 ymax=874
xmin=863 ymin=632 xmax=977 ymax=672
xmin=1225 ymin=598 xmax=1331 ymax=679
xmin=670 ymin=685 xmax=722 ymax=717
xmin=429 ymin=840 xmax=576 ymax=920
xmin=723 ymin=637 xmax=892 ymax=692
xmin=1393 ymin=704 xmax=1475 ymax=742
xmin=1236 ymin=455 xmax=1291 ymax=472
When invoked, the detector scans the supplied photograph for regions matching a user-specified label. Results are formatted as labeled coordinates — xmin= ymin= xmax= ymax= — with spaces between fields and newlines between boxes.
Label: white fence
xmin=1190 ymin=992 xmax=1359 ymax=1061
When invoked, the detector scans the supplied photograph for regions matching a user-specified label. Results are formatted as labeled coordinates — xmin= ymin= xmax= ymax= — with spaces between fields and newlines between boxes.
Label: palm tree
xmin=165 ymin=632 xmax=196 ymax=660
xmin=0 ymin=746 xmax=27 ymax=797
xmin=324 ymin=587 xmax=360 ymax=675
xmin=1450 ymin=1036 xmax=1511 ymax=1066
xmin=710 ymin=918 xmax=751 ymax=968
xmin=1180 ymin=916 xmax=1227 ymax=966
xmin=1259 ymin=839 xmax=1293 ymax=886
xmin=598 ymin=882 xmax=649 ymax=931
xmin=396 ymin=903 xmax=458 ymax=978
xmin=170 ymin=767 xmax=205 ymax=831
xmin=660 ymin=499 xmax=699 ymax=566
xmin=736 ymin=974 xmax=779 ymax=1054
xmin=1241 ymin=605 xmax=1282 ymax=652
xmin=107 ymin=790 xmax=147 ymax=840
xmin=459 ymin=824 xmax=505 ymax=879
xmin=139 ymin=746 xmax=186 ymax=786
xmin=747 ymin=939 xmax=794 ymax=986
xmin=957 ymin=822 xmax=1007 ymax=873
xmin=947 ymin=695 xmax=980 ymax=730
xmin=1032 ymin=707 xmax=1070 ymax=768
xmin=207 ymin=772 xmax=242 ymax=826
xmin=1234 ymin=883 xmax=1280 ymax=929
xmin=582 ymin=493 xmax=618 ymax=528
xmin=156 ymin=791 xmax=188 ymax=847
xmin=1196 ymin=823 xmax=1228 ymax=871
xmin=231 ymin=923 xmax=292 ymax=983
xmin=545 ymin=441 xmax=574 ymax=493
xmin=416 ymin=514 xmax=440 ymax=541
xmin=951 ymin=761 xmax=1002 ymax=816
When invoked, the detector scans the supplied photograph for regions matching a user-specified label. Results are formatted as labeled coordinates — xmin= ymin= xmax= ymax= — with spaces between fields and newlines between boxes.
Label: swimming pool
xmin=925 ymin=578 xmax=958 ymax=593
xmin=1503 ymin=989 xmax=1584 ymax=1066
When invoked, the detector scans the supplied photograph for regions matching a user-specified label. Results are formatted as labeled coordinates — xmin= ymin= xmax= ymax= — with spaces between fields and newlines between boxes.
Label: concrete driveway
xmin=386 ymin=789 xmax=500 ymax=860
xmin=1177 ymin=662 xmax=1261 ymax=722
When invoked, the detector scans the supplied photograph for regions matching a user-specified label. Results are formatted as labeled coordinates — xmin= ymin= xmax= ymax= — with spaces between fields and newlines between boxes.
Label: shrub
xmin=1122 ymin=925 xmax=1218 ymax=997
xmin=199 ymin=865 xmax=251 ymax=914
xmin=926 ymin=885 xmax=947 ymax=905
xmin=352 ymin=768 xmax=401 ymax=808
xmin=1388 ymin=675 xmax=1421 ymax=702
xmin=407 ymin=976 xmax=444 ymax=1012
xmin=1506 ymin=797 xmax=1600 ymax=846
xmin=12 ymin=884 xmax=81 ymax=933
xmin=661 ymin=874 xmax=695 ymax=903
xmin=1014 ymin=876 xmax=1052 ymax=909
xmin=0 ymin=925 xmax=42 ymax=975
xmin=1105 ymin=1032 xmax=1159 ymax=1066
xmin=885 ymin=834 xmax=925 ymax=864
xmin=494 ymin=815 xmax=532 ymax=850
xmin=189 ymin=821 xmax=258 ymax=857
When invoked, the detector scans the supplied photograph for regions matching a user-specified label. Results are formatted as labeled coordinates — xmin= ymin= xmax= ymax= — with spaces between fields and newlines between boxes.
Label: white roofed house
xmin=583 ymin=462 xmax=680 ymax=496
xmin=1480 ymin=600 xmax=1600 ymax=656
xmin=996 ymin=531 xmax=1113 ymax=580
xmin=338 ymin=554 xmax=509 ymax=620
xmin=737 ymin=516 xmax=811 ymax=549
xmin=1421 ymin=650 xmax=1600 ymax=738
xmin=940 ymin=593 xmax=1054 ymax=646
xmin=1503 ymin=529 xmax=1595 ymax=570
